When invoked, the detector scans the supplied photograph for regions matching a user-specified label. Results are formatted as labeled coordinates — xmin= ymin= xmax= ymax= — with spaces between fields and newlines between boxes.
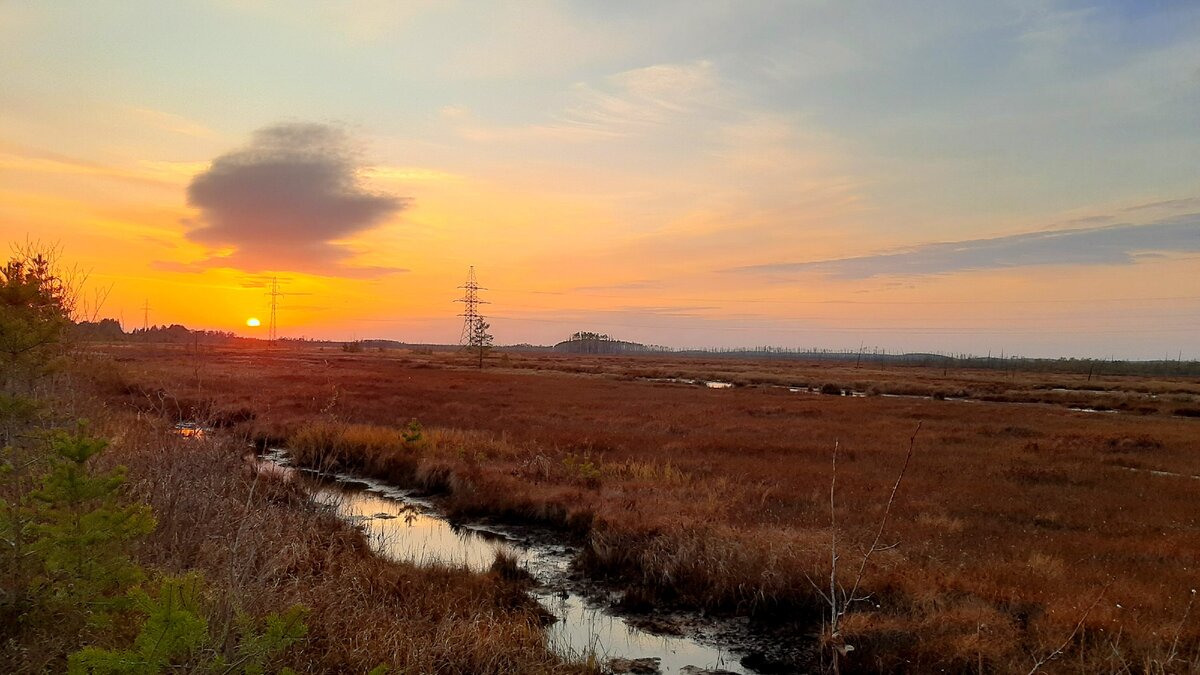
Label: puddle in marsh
xmin=635 ymin=376 xmax=1194 ymax=419
xmin=1119 ymin=465 xmax=1200 ymax=481
xmin=644 ymin=377 xmax=736 ymax=390
xmin=173 ymin=422 xmax=212 ymax=438
xmin=783 ymin=386 xmax=1165 ymax=414
xmin=262 ymin=450 xmax=755 ymax=674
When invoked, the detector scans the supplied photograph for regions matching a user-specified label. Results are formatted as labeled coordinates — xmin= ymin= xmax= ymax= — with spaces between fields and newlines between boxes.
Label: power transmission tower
xmin=456 ymin=266 xmax=489 ymax=344
xmin=141 ymin=298 xmax=151 ymax=331
xmin=267 ymin=276 xmax=285 ymax=346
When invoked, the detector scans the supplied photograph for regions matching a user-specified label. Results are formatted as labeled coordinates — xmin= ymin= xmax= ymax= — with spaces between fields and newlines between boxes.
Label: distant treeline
xmin=671 ymin=347 xmax=1200 ymax=377
xmin=553 ymin=331 xmax=1200 ymax=377
xmin=73 ymin=320 xmax=1199 ymax=377
xmin=552 ymin=331 xmax=669 ymax=355
xmin=73 ymin=319 xmax=238 ymax=343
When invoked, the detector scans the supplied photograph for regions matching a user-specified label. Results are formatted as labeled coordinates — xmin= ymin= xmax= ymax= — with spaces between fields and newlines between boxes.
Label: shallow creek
xmin=261 ymin=450 xmax=756 ymax=674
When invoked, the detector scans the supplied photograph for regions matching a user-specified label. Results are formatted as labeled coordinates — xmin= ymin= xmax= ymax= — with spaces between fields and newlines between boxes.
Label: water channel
xmin=260 ymin=450 xmax=756 ymax=674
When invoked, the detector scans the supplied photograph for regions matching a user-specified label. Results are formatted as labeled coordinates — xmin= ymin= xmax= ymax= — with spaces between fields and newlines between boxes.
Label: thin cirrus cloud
xmin=449 ymin=60 xmax=728 ymax=143
xmin=572 ymin=279 xmax=664 ymax=293
xmin=731 ymin=218 xmax=1200 ymax=280
xmin=176 ymin=122 xmax=407 ymax=277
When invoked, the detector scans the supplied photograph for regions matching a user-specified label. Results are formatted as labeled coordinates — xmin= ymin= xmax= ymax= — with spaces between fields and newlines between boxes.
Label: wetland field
xmin=75 ymin=343 xmax=1200 ymax=674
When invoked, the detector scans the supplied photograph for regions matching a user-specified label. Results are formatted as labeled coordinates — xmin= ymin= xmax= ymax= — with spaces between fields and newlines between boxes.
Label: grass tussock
xmin=288 ymin=421 xmax=600 ymax=533
xmin=583 ymin=522 xmax=832 ymax=617
xmin=289 ymin=420 xmax=425 ymax=483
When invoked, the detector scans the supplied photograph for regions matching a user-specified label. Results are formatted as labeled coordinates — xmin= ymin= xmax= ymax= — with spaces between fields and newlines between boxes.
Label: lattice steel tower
xmin=456 ymin=266 xmax=488 ymax=344
xmin=267 ymin=276 xmax=285 ymax=345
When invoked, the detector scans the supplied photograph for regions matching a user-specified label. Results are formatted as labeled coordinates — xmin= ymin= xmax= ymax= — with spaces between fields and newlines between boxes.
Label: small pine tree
xmin=28 ymin=431 xmax=155 ymax=622
xmin=0 ymin=246 xmax=86 ymax=646
xmin=69 ymin=574 xmax=308 ymax=675
xmin=228 ymin=603 xmax=309 ymax=675
xmin=0 ymin=251 xmax=73 ymax=397
xmin=69 ymin=573 xmax=209 ymax=674
xmin=470 ymin=317 xmax=493 ymax=369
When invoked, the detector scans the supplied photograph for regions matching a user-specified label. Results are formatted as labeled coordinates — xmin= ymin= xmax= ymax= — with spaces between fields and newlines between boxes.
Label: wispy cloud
xmin=124 ymin=107 xmax=216 ymax=138
xmin=572 ymin=279 xmax=663 ymax=293
xmin=731 ymin=219 xmax=1200 ymax=279
xmin=0 ymin=140 xmax=176 ymax=188
xmin=447 ymin=60 xmax=729 ymax=143
xmin=554 ymin=61 xmax=724 ymax=133
xmin=1123 ymin=197 xmax=1200 ymax=213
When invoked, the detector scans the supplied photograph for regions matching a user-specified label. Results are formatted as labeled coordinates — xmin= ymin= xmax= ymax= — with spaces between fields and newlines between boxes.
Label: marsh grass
xmin=89 ymin=415 xmax=593 ymax=674
xmin=97 ymin=345 xmax=1200 ymax=673
xmin=290 ymin=421 xmax=423 ymax=483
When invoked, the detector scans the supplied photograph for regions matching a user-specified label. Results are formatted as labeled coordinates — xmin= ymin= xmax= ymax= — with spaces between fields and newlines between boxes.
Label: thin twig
xmin=829 ymin=439 xmax=839 ymax=633
xmin=1106 ymin=626 xmax=1131 ymax=675
xmin=842 ymin=421 xmax=921 ymax=613
xmin=1027 ymin=581 xmax=1112 ymax=675
xmin=1165 ymin=588 xmax=1197 ymax=666
xmin=804 ymin=571 xmax=832 ymax=605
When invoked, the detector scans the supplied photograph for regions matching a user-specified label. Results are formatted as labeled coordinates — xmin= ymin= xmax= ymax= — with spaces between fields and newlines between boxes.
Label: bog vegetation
xmin=0 ymin=249 xmax=585 ymax=674
xmin=1 ymin=250 xmax=308 ymax=673
xmin=110 ymin=342 xmax=1200 ymax=673
xmin=6 ymin=245 xmax=1199 ymax=673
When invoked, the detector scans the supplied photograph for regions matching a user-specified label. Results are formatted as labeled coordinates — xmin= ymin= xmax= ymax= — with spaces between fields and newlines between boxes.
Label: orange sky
xmin=2 ymin=2 xmax=1198 ymax=358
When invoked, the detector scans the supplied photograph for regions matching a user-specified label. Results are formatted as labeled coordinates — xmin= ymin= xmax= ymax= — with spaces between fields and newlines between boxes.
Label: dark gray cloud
xmin=182 ymin=123 xmax=406 ymax=276
xmin=731 ymin=218 xmax=1200 ymax=279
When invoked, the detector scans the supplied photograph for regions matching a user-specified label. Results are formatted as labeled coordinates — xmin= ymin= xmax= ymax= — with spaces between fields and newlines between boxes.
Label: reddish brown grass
xmin=95 ymin=344 xmax=1200 ymax=673
xmin=88 ymin=412 xmax=590 ymax=674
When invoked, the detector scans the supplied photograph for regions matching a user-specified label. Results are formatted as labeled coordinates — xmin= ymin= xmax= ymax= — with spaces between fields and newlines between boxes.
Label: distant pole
xmin=267 ymin=277 xmax=285 ymax=346
xmin=141 ymin=298 xmax=151 ymax=331
xmin=456 ymin=266 xmax=492 ymax=367
xmin=456 ymin=266 xmax=489 ymax=345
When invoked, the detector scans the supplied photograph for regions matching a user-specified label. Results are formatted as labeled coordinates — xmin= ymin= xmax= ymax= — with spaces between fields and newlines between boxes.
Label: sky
xmin=1 ymin=0 xmax=1198 ymax=359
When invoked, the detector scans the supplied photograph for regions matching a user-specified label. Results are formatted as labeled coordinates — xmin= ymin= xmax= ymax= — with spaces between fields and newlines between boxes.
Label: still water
xmin=263 ymin=451 xmax=752 ymax=674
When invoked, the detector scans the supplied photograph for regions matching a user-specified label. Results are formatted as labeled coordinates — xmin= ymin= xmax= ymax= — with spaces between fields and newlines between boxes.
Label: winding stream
xmin=261 ymin=450 xmax=756 ymax=674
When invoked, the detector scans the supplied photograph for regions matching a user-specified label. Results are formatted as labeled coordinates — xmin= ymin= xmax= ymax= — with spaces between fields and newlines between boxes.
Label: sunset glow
xmin=5 ymin=6 xmax=1199 ymax=666
xmin=1 ymin=2 xmax=1197 ymax=358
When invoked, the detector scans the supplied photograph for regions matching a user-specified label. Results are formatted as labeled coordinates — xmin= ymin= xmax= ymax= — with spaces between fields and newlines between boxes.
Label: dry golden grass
xmin=289 ymin=420 xmax=422 ymax=481
xmin=94 ymin=343 xmax=1200 ymax=673
xmin=87 ymin=412 xmax=592 ymax=674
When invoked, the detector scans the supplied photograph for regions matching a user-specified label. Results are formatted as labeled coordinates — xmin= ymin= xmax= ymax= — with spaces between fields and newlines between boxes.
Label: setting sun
xmin=3 ymin=4 xmax=1200 ymax=670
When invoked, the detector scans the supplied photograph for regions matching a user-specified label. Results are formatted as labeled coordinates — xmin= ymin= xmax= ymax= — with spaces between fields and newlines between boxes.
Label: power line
xmin=141 ymin=298 xmax=151 ymax=331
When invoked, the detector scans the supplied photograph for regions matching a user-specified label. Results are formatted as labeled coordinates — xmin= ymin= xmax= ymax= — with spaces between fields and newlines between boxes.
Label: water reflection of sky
xmin=172 ymin=422 xmax=210 ymax=438
xmin=312 ymin=479 xmax=751 ymax=674
xmin=314 ymin=486 xmax=514 ymax=571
